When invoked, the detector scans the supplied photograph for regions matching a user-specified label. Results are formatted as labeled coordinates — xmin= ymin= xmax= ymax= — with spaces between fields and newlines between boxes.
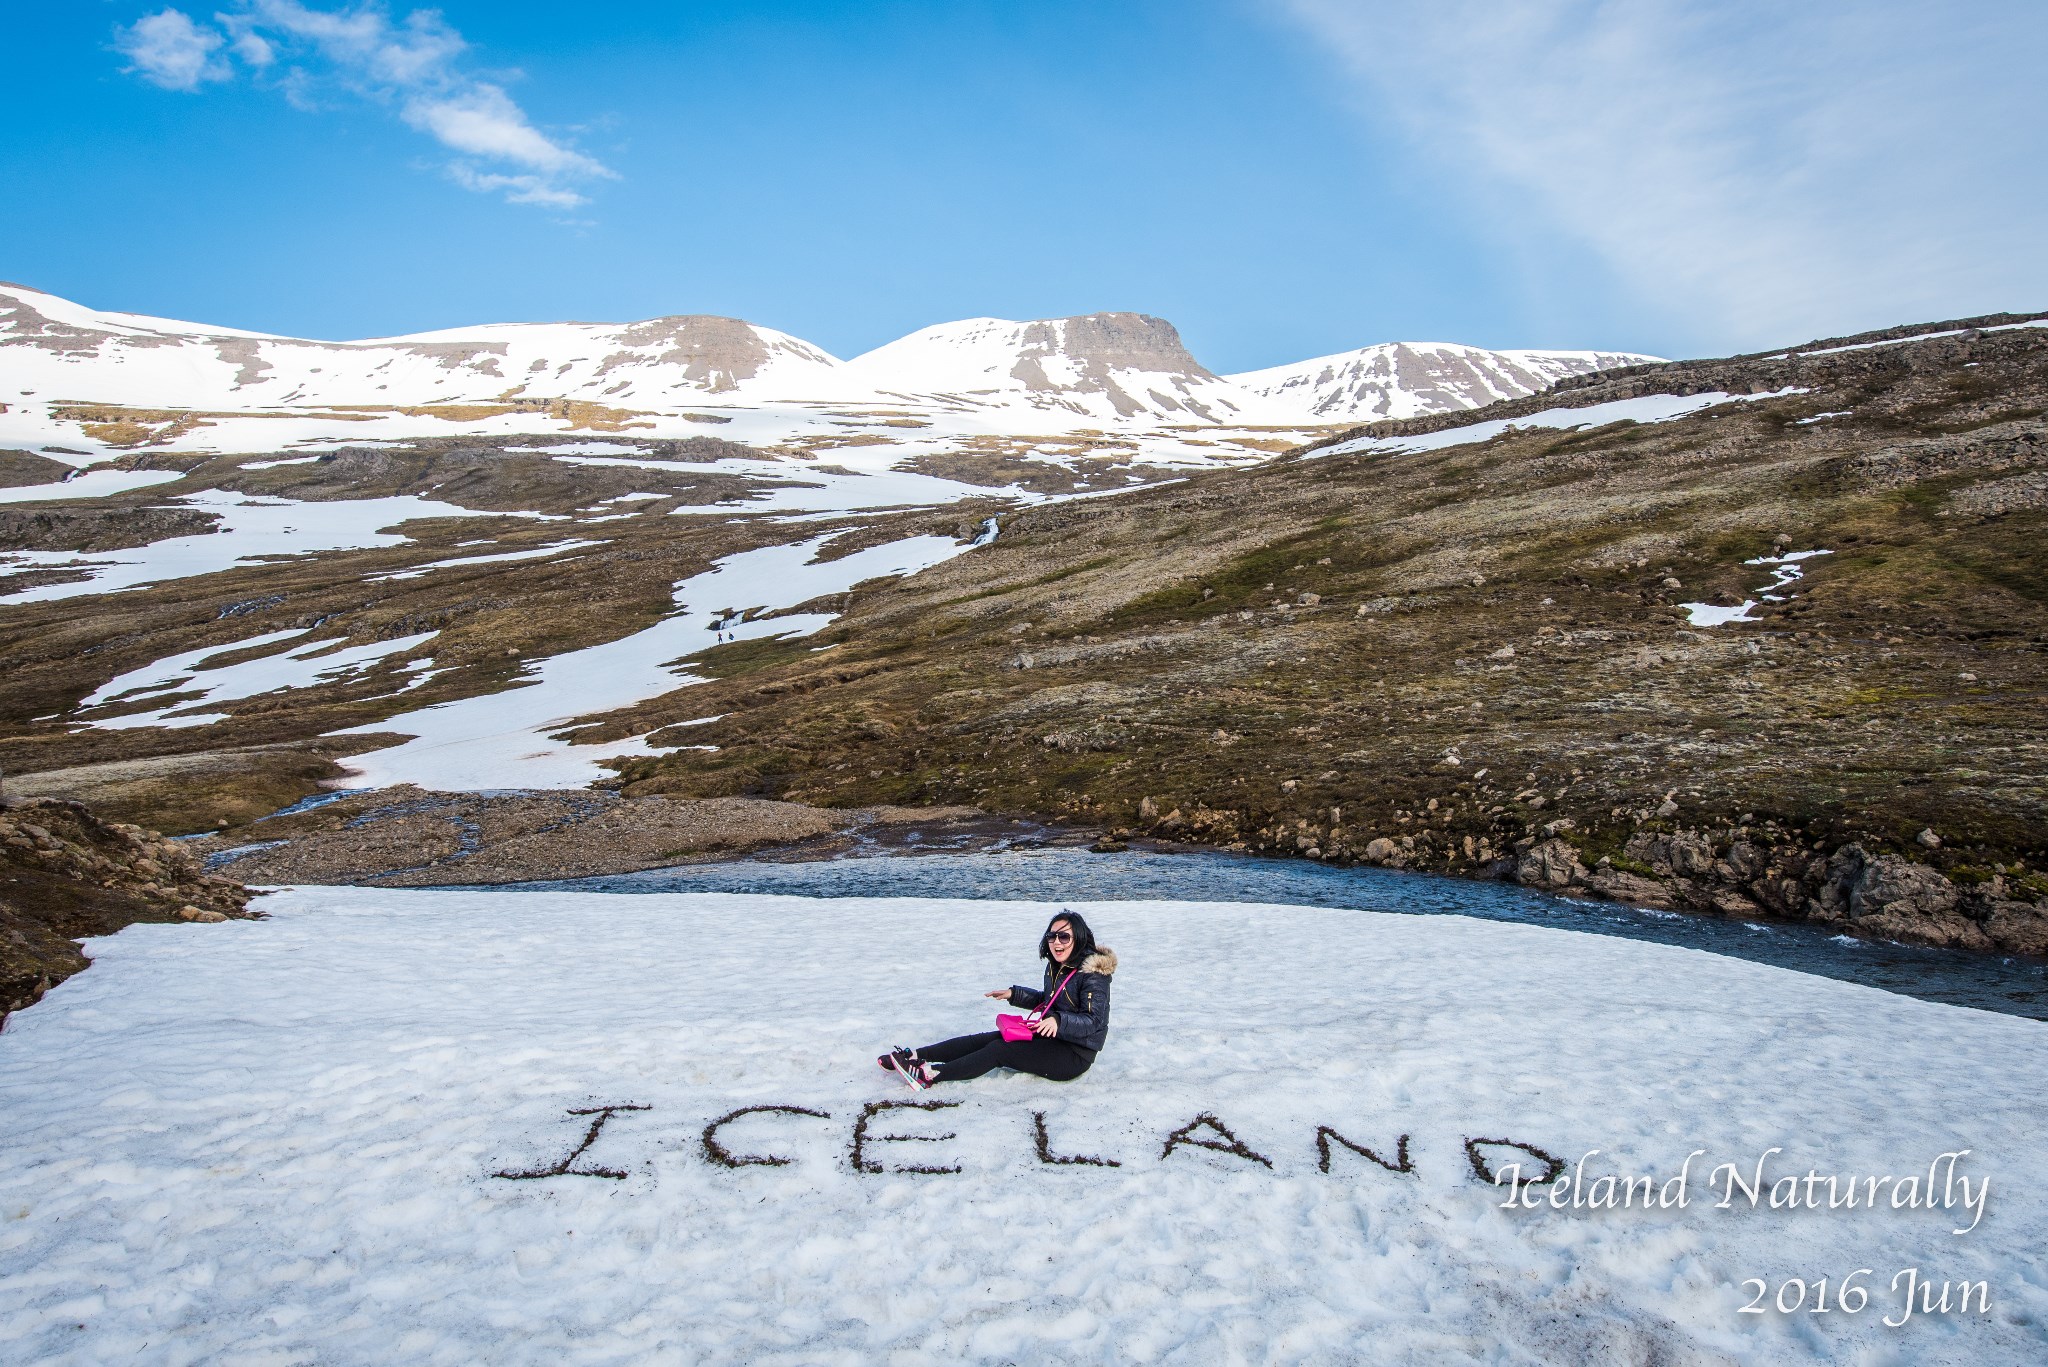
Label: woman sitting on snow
xmin=880 ymin=910 xmax=1115 ymax=1089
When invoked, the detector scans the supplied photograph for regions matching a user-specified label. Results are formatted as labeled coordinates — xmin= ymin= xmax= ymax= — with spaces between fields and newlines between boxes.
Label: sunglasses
xmin=1046 ymin=930 xmax=1074 ymax=943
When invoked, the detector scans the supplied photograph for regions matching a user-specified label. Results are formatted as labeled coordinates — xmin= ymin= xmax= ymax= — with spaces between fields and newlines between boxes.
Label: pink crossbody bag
xmin=998 ymin=968 xmax=1079 ymax=1042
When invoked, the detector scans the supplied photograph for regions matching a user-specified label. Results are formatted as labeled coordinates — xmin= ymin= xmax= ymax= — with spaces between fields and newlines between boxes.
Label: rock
xmin=1088 ymin=838 xmax=1129 ymax=854
xmin=1362 ymin=837 xmax=1397 ymax=864
xmin=1515 ymin=838 xmax=1585 ymax=890
xmin=1138 ymin=796 xmax=1159 ymax=823
xmin=1810 ymin=846 xmax=1986 ymax=946
xmin=1655 ymin=798 xmax=1679 ymax=818
xmin=1661 ymin=577 xmax=1682 ymax=589
xmin=1983 ymin=901 xmax=2048 ymax=955
xmin=1722 ymin=840 xmax=1767 ymax=882
xmin=1623 ymin=830 xmax=1715 ymax=877
xmin=1296 ymin=592 xmax=1320 ymax=606
xmin=1916 ymin=828 xmax=1942 ymax=849
xmin=1489 ymin=643 xmax=1515 ymax=659
xmin=1540 ymin=817 xmax=1577 ymax=837
xmin=1579 ymin=868 xmax=1672 ymax=908
xmin=1704 ymin=889 xmax=1762 ymax=916
xmin=1850 ymin=855 xmax=1959 ymax=921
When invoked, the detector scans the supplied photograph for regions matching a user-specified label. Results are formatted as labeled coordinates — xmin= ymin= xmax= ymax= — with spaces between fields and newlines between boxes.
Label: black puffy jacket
xmin=1008 ymin=947 xmax=1116 ymax=1052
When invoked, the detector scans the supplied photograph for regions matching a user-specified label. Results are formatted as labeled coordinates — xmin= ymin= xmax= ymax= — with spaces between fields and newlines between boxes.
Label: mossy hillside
xmin=611 ymin=325 xmax=2048 ymax=889
xmin=1 ymin=464 xmax=968 ymax=830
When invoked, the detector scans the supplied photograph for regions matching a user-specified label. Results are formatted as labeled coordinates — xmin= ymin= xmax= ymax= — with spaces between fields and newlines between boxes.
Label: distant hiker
xmin=880 ymin=910 xmax=1115 ymax=1088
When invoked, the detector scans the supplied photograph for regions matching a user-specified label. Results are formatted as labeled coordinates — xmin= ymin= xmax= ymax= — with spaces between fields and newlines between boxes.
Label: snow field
xmin=0 ymin=469 xmax=186 ymax=503
xmin=76 ymin=628 xmax=440 ymax=729
xmin=1321 ymin=388 xmax=1809 ymax=459
xmin=0 ymin=491 xmax=489 ymax=604
xmin=366 ymin=538 xmax=606 ymax=582
xmin=333 ymin=530 xmax=972 ymax=789
xmin=1 ymin=890 xmax=2042 ymax=1365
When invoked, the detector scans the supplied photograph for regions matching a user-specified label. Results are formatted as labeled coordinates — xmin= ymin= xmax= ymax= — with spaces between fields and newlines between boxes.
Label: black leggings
xmin=919 ymin=1031 xmax=1095 ymax=1083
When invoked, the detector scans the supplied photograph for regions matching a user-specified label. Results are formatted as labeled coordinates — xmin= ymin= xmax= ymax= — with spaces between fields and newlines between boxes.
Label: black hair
xmin=1038 ymin=909 xmax=1097 ymax=967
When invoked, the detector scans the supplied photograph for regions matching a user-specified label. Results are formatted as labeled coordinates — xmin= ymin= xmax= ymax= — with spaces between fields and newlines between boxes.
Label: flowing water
xmin=477 ymin=834 xmax=2048 ymax=1021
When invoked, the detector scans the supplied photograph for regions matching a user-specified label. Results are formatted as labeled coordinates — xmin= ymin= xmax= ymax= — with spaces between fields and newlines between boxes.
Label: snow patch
xmin=334 ymin=531 xmax=970 ymax=789
xmin=78 ymin=629 xmax=439 ymax=729
xmin=0 ymin=491 xmax=490 ymax=604
xmin=0 ymin=468 xmax=185 ymax=503
xmin=367 ymin=539 xmax=606 ymax=582
xmin=1321 ymin=389 xmax=1809 ymax=459
xmin=1681 ymin=550 xmax=1832 ymax=627
xmin=0 ymin=889 xmax=2040 ymax=1364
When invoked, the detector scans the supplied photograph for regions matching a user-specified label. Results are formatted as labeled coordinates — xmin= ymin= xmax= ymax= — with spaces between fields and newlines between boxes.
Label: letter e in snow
xmin=852 ymin=1099 xmax=962 ymax=1175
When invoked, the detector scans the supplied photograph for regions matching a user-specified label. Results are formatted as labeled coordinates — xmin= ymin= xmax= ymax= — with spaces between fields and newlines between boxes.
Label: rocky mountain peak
xmin=1017 ymin=312 xmax=1217 ymax=380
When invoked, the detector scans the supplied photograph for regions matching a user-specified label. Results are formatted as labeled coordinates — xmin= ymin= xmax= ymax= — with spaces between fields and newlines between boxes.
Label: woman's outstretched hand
xmin=1033 ymin=1016 xmax=1058 ymax=1038
xmin=985 ymin=988 xmax=1012 ymax=1001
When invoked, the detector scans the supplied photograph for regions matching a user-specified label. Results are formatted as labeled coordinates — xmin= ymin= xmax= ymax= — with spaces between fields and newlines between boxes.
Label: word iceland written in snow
xmin=490 ymin=1104 xmax=2001 ymax=1326
xmin=492 ymin=1100 xmax=1992 ymax=1231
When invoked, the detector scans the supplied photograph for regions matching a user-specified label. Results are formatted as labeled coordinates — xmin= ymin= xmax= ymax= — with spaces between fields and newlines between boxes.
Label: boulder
xmin=1704 ymin=888 xmax=1763 ymax=917
xmin=1850 ymin=855 xmax=1960 ymax=922
xmin=1722 ymin=840 xmax=1767 ymax=883
xmin=1515 ymin=838 xmax=1585 ymax=890
xmin=1579 ymin=868 xmax=1672 ymax=908
xmin=1623 ymin=830 xmax=1715 ymax=877
xmin=1983 ymin=901 xmax=2048 ymax=955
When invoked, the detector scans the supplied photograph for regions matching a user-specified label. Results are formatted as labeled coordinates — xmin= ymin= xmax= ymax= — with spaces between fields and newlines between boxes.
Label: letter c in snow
xmin=701 ymin=1105 xmax=832 ymax=1169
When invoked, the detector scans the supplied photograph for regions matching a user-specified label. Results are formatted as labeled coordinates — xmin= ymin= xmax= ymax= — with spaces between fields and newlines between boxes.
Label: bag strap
xmin=1026 ymin=967 xmax=1080 ymax=1022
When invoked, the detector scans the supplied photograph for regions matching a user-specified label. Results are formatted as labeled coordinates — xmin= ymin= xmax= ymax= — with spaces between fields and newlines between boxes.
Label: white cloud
xmin=1279 ymin=0 xmax=2048 ymax=350
xmin=403 ymin=85 xmax=612 ymax=180
xmin=113 ymin=3 xmax=613 ymax=210
xmin=116 ymin=9 xmax=232 ymax=90
xmin=228 ymin=0 xmax=466 ymax=88
xmin=447 ymin=166 xmax=588 ymax=210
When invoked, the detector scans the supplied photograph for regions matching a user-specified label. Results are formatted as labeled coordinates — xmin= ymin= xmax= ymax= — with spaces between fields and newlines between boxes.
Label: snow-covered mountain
xmin=1228 ymin=341 xmax=1664 ymax=423
xmin=840 ymin=312 xmax=1287 ymax=424
xmin=0 ymin=282 xmax=846 ymax=409
xmin=0 ymin=282 xmax=1659 ymax=463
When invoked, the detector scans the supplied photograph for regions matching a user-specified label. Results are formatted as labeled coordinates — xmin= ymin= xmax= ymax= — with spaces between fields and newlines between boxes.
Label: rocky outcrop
xmin=1496 ymin=827 xmax=2048 ymax=955
xmin=1514 ymin=838 xmax=1585 ymax=890
xmin=0 ymin=503 xmax=219 ymax=552
xmin=0 ymin=799 xmax=257 ymax=1026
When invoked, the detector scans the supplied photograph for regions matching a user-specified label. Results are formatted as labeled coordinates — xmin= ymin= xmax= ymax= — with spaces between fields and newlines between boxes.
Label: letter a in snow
xmin=1161 ymin=1113 xmax=1272 ymax=1168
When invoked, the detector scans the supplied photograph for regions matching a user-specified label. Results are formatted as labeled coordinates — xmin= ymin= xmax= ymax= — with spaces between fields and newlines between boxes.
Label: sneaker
xmin=887 ymin=1053 xmax=931 ymax=1091
xmin=876 ymin=1046 xmax=918 ymax=1072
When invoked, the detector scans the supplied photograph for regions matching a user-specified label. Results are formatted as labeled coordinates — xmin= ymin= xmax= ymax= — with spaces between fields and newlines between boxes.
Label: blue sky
xmin=6 ymin=1 xmax=2044 ymax=371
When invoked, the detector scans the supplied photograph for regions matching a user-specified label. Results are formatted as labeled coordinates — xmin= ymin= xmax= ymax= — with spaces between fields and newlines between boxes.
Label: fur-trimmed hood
xmin=1079 ymin=946 xmax=1117 ymax=976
